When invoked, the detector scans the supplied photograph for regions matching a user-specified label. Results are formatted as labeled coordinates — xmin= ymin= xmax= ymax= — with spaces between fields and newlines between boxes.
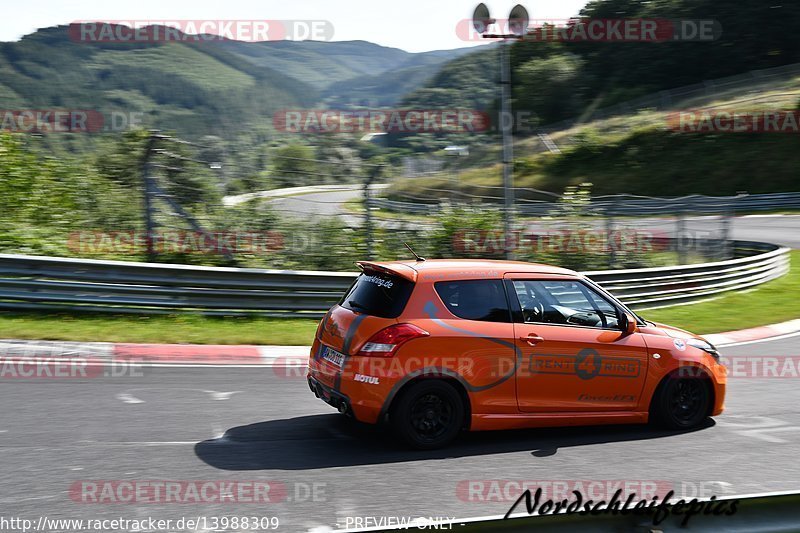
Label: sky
xmin=3 ymin=0 xmax=589 ymax=52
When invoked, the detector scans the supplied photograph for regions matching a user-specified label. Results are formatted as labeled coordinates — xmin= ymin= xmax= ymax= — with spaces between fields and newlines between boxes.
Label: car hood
xmin=643 ymin=321 xmax=708 ymax=343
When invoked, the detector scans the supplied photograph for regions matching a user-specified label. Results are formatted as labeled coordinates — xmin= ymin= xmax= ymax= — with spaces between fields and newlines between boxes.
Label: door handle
xmin=519 ymin=334 xmax=545 ymax=346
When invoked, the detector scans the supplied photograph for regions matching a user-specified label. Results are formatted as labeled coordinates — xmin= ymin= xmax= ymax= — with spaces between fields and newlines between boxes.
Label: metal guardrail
xmin=586 ymin=241 xmax=790 ymax=309
xmin=375 ymin=192 xmax=800 ymax=217
xmin=0 ymin=255 xmax=356 ymax=318
xmin=0 ymin=241 xmax=789 ymax=317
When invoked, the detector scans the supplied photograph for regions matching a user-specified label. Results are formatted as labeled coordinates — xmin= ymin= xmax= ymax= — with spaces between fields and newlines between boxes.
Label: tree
xmin=514 ymin=54 xmax=587 ymax=124
xmin=271 ymin=144 xmax=317 ymax=187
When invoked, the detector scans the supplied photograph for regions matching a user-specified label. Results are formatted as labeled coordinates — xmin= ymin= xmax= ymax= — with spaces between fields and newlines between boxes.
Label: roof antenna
xmin=403 ymin=242 xmax=426 ymax=262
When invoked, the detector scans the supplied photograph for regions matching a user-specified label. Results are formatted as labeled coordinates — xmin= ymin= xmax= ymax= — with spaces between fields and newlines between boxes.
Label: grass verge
xmin=643 ymin=251 xmax=799 ymax=334
xmin=0 ymin=313 xmax=319 ymax=345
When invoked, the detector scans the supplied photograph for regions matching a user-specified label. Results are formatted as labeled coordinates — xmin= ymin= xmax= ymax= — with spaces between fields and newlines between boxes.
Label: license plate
xmin=322 ymin=346 xmax=346 ymax=368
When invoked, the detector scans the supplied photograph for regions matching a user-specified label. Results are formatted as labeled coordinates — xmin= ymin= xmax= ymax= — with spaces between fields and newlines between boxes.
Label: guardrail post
xmin=720 ymin=195 xmax=736 ymax=260
xmin=364 ymin=165 xmax=382 ymax=260
xmin=605 ymin=198 xmax=618 ymax=268
xmin=676 ymin=199 xmax=688 ymax=265
xmin=141 ymin=132 xmax=159 ymax=262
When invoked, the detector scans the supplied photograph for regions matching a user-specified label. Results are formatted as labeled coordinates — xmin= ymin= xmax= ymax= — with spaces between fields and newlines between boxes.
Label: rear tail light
xmin=357 ymin=323 xmax=429 ymax=358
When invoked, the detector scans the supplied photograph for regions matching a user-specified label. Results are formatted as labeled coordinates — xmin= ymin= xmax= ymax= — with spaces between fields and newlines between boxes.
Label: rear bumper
xmin=307 ymin=357 xmax=389 ymax=424
xmin=307 ymin=370 xmax=386 ymax=424
xmin=308 ymin=375 xmax=353 ymax=416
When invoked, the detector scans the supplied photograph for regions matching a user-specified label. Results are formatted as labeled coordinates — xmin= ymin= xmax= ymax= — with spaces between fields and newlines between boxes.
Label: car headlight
xmin=686 ymin=338 xmax=720 ymax=359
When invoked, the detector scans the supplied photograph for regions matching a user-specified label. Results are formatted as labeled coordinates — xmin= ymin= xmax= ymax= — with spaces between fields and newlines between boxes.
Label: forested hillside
xmin=0 ymin=25 xmax=478 ymax=143
xmin=403 ymin=0 xmax=800 ymax=125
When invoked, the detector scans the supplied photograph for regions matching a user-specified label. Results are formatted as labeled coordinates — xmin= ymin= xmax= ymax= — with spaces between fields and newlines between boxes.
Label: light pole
xmin=472 ymin=3 xmax=528 ymax=260
xmin=499 ymin=38 xmax=514 ymax=260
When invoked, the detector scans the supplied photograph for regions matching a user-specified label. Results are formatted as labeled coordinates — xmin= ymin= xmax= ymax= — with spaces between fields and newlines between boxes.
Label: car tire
xmin=390 ymin=380 xmax=465 ymax=450
xmin=650 ymin=376 xmax=711 ymax=430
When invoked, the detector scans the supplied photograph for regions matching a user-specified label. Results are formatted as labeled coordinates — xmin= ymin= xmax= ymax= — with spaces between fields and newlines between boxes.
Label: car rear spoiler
xmin=356 ymin=261 xmax=418 ymax=282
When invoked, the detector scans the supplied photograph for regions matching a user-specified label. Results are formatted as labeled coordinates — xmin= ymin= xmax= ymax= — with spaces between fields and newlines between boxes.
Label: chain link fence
xmin=60 ymin=130 xmax=785 ymax=274
xmin=7 ymin=120 xmax=792 ymax=277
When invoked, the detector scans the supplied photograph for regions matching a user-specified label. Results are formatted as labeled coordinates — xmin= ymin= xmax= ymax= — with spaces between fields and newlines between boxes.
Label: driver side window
xmin=511 ymin=280 xmax=620 ymax=329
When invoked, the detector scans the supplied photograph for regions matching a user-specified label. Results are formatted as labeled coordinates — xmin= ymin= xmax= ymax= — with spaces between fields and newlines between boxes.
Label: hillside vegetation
xmin=389 ymin=59 xmax=800 ymax=201
xmin=403 ymin=0 xmax=800 ymax=126
xmin=0 ymin=26 xmax=478 ymax=143
xmin=388 ymin=125 xmax=800 ymax=201
xmin=0 ymin=26 xmax=315 ymax=148
xmin=225 ymin=39 xmax=474 ymax=100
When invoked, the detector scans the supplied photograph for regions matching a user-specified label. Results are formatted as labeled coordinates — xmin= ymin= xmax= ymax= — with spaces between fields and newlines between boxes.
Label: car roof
xmin=356 ymin=259 xmax=579 ymax=282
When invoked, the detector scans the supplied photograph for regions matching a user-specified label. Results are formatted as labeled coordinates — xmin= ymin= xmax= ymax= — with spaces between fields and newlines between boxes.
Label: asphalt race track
xmin=2 ymin=334 xmax=799 ymax=532
xmin=2 ymin=208 xmax=798 ymax=532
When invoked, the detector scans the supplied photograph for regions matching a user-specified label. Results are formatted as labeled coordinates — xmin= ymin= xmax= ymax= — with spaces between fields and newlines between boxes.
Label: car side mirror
xmin=622 ymin=312 xmax=638 ymax=335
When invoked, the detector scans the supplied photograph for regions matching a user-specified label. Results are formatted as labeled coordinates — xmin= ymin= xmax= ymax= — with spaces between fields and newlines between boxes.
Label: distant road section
xmin=226 ymin=186 xmax=800 ymax=250
xmin=223 ymin=184 xmax=389 ymax=222
xmin=732 ymin=215 xmax=800 ymax=249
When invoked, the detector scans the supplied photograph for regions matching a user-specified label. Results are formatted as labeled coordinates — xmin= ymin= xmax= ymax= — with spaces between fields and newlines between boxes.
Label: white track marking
xmin=115 ymin=387 xmax=245 ymax=404
xmin=203 ymin=390 xmax=241 ymax=400
xmin=77 ymin=440 xmax=198 ymax=446
xmin=718 ymin=415 xmax=785 ymax=428
xmin=0 ymin=357 xmax=307 ymax=369
xmin=132 ymin=362 xmax=306 ymax=368
xmin=739 ymin=426 xmax=800 ymax=443
xmin=115 ymin=392 xmax=144 ymax=404
xmin=717 ymin=416 xmax=800 ymax=443
xmin=716 ymin=329 xmax=800 ymax=348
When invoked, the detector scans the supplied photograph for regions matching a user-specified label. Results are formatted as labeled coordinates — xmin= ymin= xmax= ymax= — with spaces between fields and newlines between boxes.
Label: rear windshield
xmin=339 ymin=270 xmax=414 ymax=318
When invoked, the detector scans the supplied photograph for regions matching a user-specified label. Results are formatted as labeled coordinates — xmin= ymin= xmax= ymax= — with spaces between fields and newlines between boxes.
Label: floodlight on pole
xmin=508 ymin=4 xmax=529 ymax=36
xmin=472 ymin=4 xmax=529 ymax=259
xmin=471 ymin=3 xmax=495 ymax=34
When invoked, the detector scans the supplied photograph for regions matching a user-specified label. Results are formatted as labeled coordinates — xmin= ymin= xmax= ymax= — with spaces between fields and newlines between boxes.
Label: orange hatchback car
xmin=307 ymin=258 xmax=726 ymax=449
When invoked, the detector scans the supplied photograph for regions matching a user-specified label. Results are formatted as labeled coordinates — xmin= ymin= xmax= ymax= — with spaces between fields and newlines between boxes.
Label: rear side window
xmin=339 ymin=271 xmax=414 ymax=318
xmin=434 ymin=279 xmax=510 ymax=323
